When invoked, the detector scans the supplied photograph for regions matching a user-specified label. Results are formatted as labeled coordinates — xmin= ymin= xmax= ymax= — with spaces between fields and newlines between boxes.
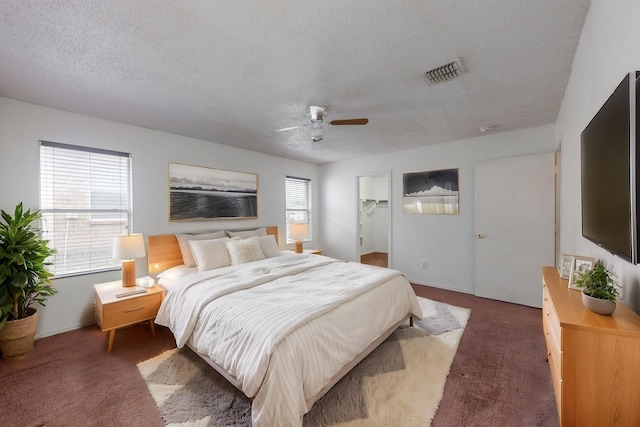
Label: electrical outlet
xmin=421 ymin=260 xmax=428 ymax=269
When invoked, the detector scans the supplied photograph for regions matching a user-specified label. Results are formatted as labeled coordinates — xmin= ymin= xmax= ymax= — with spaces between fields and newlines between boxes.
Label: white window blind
xmin=285 ymin=176 xmax=311 ymax=243
xmin=39 ymin=141 xmax=132 ymax=277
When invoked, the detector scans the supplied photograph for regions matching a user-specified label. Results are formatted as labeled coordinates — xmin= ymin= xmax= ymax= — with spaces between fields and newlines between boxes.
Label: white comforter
xmin=155 ymin=253 xmax=422 ymax=426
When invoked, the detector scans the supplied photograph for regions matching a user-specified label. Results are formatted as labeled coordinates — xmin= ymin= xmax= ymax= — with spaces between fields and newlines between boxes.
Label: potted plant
xmin=573 ymin=262 xmax=620 ymax=315
xmin=0 ymin=202 xmax=56 ymax=358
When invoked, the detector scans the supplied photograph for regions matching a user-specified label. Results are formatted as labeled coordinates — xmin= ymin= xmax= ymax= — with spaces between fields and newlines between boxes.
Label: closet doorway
xmin=357 ymin=171 xmax=390 ymax=268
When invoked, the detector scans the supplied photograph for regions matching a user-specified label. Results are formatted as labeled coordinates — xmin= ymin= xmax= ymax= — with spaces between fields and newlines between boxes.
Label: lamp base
xmin=121 ymin=260 xmax=136 ymax=287
xmin=294 ymin=240 xmax=303 ymax=253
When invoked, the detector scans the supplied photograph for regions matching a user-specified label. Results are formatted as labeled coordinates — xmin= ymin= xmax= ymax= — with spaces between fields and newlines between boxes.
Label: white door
xmin=474 ymin=153 xmax=555 ymax=308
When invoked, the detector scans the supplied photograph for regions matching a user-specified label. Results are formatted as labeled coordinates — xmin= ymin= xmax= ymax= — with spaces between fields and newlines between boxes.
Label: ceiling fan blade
xmin=275 ymin=125 xmax=306 ymax=132
xmin=329 ymin=118 xmax=369 ymax=125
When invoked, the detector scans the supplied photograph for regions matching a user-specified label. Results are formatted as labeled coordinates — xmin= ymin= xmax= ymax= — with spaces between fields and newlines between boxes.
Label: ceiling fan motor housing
xmin=310 ymin=105 xmax=326 ymax=122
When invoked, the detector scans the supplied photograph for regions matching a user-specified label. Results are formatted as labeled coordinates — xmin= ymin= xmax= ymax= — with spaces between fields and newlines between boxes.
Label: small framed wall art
xmin=169 ymin=162 xmax=258 ymax=221
xmin=568 ymin=256 xmax=596 ymax=290
xmin=402 ymin=168 xmax=459 ymax=214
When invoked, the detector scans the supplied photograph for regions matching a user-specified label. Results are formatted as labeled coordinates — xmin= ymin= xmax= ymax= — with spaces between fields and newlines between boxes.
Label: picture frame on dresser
xmin=559 ymin=253 xmax=574 ymax=279
xmin=568 ymin=256 xmax=595 ymax=290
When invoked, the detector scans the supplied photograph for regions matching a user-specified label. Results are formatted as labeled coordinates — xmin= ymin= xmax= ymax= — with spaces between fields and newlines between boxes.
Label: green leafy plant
xmin=0 ymin=202 xmax=56 ymax=329
xmin=573 ymin=262 xmax=620 ymax=302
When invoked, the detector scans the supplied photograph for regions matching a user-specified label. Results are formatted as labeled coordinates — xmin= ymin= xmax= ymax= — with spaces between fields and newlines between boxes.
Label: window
xmin=285 ymin=176 xmax=311 ymax=243
xmin=39 ymin=141 xmax=132 ymax=277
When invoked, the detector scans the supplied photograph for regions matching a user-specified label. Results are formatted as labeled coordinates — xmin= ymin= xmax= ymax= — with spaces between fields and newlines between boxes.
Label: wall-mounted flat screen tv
xmin=581 ymin=71 xmax=639 ymax=264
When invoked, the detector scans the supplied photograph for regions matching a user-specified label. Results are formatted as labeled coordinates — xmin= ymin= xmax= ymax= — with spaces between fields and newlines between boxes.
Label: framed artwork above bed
xmin=169 ymin=162 xmax=258 ymax=221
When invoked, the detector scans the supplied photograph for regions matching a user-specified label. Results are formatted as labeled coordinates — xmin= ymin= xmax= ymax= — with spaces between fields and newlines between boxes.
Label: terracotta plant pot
xmin=581 ymin=292 xmax=616 ymax=315
xmin=0 ymin=307 xmax=38 ymax=359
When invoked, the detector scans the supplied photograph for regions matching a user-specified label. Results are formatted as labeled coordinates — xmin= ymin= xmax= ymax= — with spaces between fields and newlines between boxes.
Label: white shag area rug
xmin=138 ymin=297 xmax=470 ymax=426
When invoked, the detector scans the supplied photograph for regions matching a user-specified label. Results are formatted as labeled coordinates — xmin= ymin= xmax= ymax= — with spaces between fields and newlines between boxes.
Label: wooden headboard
xmin=147 ymin=226 xmax=278 ymax=274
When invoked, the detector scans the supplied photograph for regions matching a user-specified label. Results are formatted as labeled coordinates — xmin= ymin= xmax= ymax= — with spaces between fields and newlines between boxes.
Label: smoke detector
xmin=423 ymin=58 xmax=464 ymax=85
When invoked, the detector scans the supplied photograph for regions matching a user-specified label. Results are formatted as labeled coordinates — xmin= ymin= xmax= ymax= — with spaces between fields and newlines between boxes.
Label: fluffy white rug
xmin=138 ymin=297 xmax=470 ymax=426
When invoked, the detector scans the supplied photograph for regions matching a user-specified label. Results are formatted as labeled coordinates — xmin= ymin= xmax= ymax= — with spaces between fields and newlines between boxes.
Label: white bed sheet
xmin=155 ymin=253 xmax=422 ymax=427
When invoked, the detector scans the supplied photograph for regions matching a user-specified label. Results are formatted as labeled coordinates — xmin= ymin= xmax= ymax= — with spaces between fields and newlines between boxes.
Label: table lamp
xmin=113 ymin=233 xmax=146 ymax=287
xmin=289 ymin=223 xmax=309 ymax=253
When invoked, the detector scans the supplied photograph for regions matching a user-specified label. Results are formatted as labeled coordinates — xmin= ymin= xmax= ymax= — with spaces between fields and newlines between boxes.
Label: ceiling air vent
xmin=423 ymin=58 xmax=464 ymax=85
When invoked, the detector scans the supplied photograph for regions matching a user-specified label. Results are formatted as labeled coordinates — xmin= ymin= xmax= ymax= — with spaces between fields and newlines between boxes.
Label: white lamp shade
xmin=113 ymin=233 xmax=146 ymax=260
xmin=289 ymin=223 xmax=309 ymax=241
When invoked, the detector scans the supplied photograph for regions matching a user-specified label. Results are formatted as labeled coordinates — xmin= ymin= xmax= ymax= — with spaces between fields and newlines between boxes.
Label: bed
xmin=149 ymin=226 xmax=423 ymax=426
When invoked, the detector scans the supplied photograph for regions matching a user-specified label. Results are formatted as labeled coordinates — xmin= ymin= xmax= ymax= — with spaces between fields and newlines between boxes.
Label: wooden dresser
xmin=542 ymin=266 xmax=640 ymax=426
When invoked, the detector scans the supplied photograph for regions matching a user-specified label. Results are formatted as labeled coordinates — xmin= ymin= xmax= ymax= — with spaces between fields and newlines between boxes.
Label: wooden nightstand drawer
xmin=94 ymin=280 xmax=164 ymax=352
xmin=100 ymin=293 xmax=162 ymax=330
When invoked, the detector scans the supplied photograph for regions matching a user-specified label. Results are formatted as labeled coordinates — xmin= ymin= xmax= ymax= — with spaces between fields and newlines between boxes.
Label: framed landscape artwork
xmin=169 ymin=162 xmax=258 ymax=221
xmin=403 ymin=168 xmax=459 ymax=214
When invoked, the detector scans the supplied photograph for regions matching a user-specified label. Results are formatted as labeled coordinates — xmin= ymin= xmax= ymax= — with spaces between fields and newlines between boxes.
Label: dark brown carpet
xmin=413 ymin=285 xmax=558 ymax=427
xmin=0 ymin=284 xmax=557 ymax=427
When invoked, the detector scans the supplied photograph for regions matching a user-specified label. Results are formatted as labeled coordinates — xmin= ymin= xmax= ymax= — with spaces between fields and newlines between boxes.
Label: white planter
xmin=581 ymin=292 xmax=616 ymax=315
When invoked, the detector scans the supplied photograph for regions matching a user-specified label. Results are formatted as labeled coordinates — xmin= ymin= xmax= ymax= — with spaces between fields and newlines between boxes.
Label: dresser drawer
xmin=542 ymin=284 xmax=562 ymax=416
xmin=100 ymin=293 xmax=162 ymax=331
xmin=542 ymin=286 xmax=561 ymax=349
xmin=547 ymin=340 xmax=562 ymax=419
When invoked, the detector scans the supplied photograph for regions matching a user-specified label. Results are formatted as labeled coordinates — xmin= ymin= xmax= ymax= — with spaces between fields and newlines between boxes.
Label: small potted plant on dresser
xmin=573 ymin=262 xmax=620 ymax=315
xmin=0 ymin=203 xmax=56 ymax=359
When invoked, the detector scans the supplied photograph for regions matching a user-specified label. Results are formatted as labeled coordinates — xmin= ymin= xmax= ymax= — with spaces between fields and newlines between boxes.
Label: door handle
xmin=476 ymin=233 xmax=485 ymax=238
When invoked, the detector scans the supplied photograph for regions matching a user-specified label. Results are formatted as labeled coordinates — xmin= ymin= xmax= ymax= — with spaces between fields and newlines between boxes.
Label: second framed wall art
xmin=168 ymin=162 xmax=258 ymax=221
xmin=402 ymin=168 xmax=459 ymax=214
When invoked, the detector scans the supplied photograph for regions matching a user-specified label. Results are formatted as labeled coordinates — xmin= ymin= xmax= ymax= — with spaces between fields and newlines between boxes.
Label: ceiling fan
xmin=276 ymin=106 xmax=368 ymax=142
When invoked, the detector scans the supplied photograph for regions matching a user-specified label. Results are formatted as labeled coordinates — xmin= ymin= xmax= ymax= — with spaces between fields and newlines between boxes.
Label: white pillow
xmin=156 ymin=264 xmax=197 ymax=281
xmin=189 ymin=238 xmax=231 ymax=272
xmin=175 ymin=231 xmax=226 ymax=267
xmin=226 ymin=227 xmax=267 ymax=239
xmin=226 ymin=237 xmax=266 ymax=265
xmin=256 ymin=235 xmax=280 ymax=258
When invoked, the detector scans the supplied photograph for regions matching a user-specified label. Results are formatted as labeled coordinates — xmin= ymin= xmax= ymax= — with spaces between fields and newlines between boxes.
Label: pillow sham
xmin=226 ymin=227 xmax=267 ymax=239
xmin=226 ymin=236 xmax=266 ymax=265
xmin=175 ymin=231 xmax=226 ymax=267
xmin=256 ymin=234 xmax=281 ymax=258
xmin=189 ymin=237 xmax=232 ymax=272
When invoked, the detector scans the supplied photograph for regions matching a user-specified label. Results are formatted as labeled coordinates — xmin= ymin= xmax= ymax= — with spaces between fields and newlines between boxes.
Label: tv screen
xmin=581 ymin=72 xmax=639 ymax=263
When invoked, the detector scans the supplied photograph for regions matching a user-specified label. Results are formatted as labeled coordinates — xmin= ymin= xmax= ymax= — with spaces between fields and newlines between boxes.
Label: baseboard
xmin=408 ymin=279 xmax=474 ymax=296
xmin=35 ymin=320 xmax=97 ymax=340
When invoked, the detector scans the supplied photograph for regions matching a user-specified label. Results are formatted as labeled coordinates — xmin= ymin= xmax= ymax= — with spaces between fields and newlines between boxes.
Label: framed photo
xmin=559 ymin=253 xmax=574 ymax=279
xmin=403 ymin=168 xmax=459 ymax=214
xmin=169 ymin=162 xmax=258 ymax=221
xmin=568 ymin=256 xmax=595 ymax=290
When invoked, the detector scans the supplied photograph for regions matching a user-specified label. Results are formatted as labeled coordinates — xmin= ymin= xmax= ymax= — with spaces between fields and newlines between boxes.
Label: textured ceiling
xmin=0 ymin=1 xmax=591 ymax=164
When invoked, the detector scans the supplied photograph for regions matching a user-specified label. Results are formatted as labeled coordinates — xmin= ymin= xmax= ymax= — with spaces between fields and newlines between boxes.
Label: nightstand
xmin=301 ymin=248 xmax=322 ymax=255
xmin=94 ymin=280 xmax=164 ymax=353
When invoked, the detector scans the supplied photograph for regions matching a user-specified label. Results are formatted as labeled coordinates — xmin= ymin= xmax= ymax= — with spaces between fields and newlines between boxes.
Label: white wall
xmin=0 ymin=97 xmax=319 ymax=337
xmin=319 ymin=124 xmax=557 ymax=294
xmin=556 ymin=0 xmax=640 ymax=311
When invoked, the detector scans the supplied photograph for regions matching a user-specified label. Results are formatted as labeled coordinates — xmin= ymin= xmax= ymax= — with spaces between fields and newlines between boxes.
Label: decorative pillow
xmin=226 ymin=227 xmax=267 ymax=239
xmin=156 ymin=264 xmax=197 ymax=281
xmin=189 ymin=238 xmax=231 ymax=272
xmin=175 ymin=231 xmax=226 ymax=267
xmin=226 ymin=237 xmax=266 ymax=265
xmin=256 ymin=235 xmax=281 ymax=258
